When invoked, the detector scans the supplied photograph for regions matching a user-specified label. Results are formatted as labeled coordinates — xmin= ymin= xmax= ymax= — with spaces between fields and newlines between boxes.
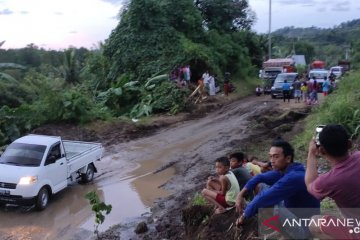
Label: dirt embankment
xmin=32 ymin=94 xmax=314 ymax=240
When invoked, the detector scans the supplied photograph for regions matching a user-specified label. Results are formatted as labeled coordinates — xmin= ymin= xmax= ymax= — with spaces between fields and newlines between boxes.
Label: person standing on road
xmin=311 ymin=76 xmax=318 ymax=103
xmin=282 ymin=79 xmax=291 ymax=102
xmin=293 ymin=77 xmax=302 ymax=103
xmin=301 ymin=82 xmax=308 ymax=102
xmin=322 ymin=76 xmax=330 ymax=96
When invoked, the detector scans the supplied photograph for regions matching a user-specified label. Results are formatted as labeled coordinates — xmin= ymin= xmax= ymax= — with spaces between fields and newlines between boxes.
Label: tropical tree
xmin=0 ymin=42 xmax=28 ymax=107
xmin=195 ymin=0 xmax=255 ymax=32
xmin=61 ymin=48 xmax=81 ymax=84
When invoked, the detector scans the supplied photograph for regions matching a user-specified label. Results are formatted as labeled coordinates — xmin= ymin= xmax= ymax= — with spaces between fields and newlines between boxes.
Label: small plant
xmin=85 ymin=191 xmax=112 ymax=238
xmin=191 ymin=192 xmax=207 ymax=206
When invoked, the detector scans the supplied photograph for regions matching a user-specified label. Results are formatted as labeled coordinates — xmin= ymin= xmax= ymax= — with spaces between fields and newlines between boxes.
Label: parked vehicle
xmin=329 ymin=66 xmax=344 ymax=79
xmin=260 ymin=58 xmax=296 ymax=78
xmin=260 ymin=58 xmax=296 ymax=94
xmin=0 ymin=135 xmax=103 ymax=210
xmin=338 ymin=60 xmax=350 ymax=72
xmin=270 ymin=73 xmax=298 ymax=99
xmin=310 ymin=60 xmax=326 ymax=69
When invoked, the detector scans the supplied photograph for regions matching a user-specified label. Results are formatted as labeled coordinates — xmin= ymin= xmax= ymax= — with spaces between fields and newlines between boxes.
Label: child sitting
xmin=255 ymin=85 xmax=262 ymax=96
xmin=202 ymin=157 xmax=240 ymax=214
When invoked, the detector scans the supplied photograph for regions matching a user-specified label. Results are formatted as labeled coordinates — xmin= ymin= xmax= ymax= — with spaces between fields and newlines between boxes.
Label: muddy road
xmin=0 ymin=95 xmax=310 ymax=240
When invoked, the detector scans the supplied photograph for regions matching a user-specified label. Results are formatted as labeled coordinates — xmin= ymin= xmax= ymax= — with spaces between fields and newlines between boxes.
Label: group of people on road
xmin=202 ymin=124 xmax=360 ymax=239
xmin=281 ymin=74 xmax=334 ymax=105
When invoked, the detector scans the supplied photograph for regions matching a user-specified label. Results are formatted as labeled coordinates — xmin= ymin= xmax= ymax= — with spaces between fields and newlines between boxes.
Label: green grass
xmin=232 ymin=75 xmax=262 ymax=98
xmin=292 ymin=71 xmax=360 ymax=160
xmin=192 ymin=192 xmax=207 ymax=206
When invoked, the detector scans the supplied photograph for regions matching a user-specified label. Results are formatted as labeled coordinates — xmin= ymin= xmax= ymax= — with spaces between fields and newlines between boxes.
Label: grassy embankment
xmin=238 ymin=70 xmax=360 ymax=162
xmin=293 ymin=71 xmax=360 ymax=158
xmin=190 ymin=70 xmax=360 ymax=210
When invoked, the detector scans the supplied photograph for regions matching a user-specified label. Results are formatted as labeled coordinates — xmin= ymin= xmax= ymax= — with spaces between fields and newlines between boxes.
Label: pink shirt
xmin=309 ymin=151 xmax=360 ymax=218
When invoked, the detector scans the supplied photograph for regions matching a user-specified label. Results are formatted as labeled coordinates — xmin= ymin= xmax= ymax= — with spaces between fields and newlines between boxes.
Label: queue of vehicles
xmin=259 ymin=58 xmax=349 ymax=98
xmin=259 ymin=58 xmax=297 ymax=94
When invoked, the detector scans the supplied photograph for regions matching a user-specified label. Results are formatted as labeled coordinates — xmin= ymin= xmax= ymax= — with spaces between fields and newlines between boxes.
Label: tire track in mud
xmin=108 ymin=96 xmax=289 ymax=239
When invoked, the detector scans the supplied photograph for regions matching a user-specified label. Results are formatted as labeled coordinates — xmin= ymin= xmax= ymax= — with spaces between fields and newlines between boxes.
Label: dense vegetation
xmin=1 ymin=1 xmax=360 ymax=146
xmin=0 ymin=0 xmax=264 ymax=145
xmin=294 ymin=72 xmax=360 ymax=155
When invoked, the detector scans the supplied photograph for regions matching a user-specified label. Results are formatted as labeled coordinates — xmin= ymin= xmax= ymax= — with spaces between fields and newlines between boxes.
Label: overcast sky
xmin=1 ymin=0 xmax=360 ymax=50
xmin=251 ymin=0 xmax=360 ymax=33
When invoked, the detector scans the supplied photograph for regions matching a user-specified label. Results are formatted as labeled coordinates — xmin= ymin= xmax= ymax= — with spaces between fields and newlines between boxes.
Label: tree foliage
xmin=103 ymin=0 xmax=260 ymax=84
xmin=0 ymin=0 xmax=263 ymax=144
xmin=195 ymin=0 xmax=255 ymax=32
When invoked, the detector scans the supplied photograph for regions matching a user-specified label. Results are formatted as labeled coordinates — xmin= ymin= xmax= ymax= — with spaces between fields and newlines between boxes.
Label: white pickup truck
xmin=0 ymin=134 xmax=103 ymax=210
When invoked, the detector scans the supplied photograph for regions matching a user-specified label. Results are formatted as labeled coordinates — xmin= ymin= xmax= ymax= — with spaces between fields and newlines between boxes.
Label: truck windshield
xmin=0 ymin=142 xmax=46 ymax=167
xmin=264 ymin=70 xmax=281 ymax=77
xmin=274 ymin=74 xmax=296 ymax=83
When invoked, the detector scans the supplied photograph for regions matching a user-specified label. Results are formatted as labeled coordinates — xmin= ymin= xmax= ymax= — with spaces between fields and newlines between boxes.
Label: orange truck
xmin=310 ymin=60 xmax=326 ymax=69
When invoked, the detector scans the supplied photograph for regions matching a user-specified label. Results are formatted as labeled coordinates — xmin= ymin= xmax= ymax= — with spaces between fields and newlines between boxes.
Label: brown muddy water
xmin=0 ymin=95 xmax=280 ymax=240
xmin=0 ymin=139 xmax=177 ymax=240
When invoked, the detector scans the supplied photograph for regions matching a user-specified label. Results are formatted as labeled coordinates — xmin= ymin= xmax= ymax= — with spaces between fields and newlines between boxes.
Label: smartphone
xmin=315 ymin=125 xmax=325 ymax=146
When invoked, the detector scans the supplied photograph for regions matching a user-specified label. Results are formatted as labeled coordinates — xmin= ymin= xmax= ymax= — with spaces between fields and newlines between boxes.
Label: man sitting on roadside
xmin=236 ymin=139 xmax=320 ymax=239
xmin=305 ymin=124 xmax=360 ymax=239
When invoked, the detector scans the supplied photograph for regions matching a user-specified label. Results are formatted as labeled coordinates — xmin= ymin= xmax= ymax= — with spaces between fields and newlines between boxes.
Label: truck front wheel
xmin=36 ymin=187 xmax=49 ymax=211
xmin=82 ymin=164 xmax=95 ymax=183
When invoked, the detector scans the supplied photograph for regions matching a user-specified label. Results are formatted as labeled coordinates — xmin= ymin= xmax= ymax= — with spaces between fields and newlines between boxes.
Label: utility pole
xmin=268 ymin=0 xmax=272 ymax=60
xmin=344 ymin=44 xmax=350 ymax=60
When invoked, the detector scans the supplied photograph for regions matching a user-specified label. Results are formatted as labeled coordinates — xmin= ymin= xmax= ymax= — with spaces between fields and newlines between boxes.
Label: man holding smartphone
xmin=305 ymin=124 xmax=360 ymax=239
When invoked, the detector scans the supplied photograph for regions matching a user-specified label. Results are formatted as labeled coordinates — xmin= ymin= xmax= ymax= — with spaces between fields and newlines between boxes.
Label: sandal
xmin=235 ymin=217 xmax=242 ymax=227
xmin=214 ymin=207 xmax=226 ymax=214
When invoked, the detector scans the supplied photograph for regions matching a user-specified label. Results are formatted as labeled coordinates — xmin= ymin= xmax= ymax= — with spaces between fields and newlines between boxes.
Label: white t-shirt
xmin=202 ymin=72 xmax=210 ymax=84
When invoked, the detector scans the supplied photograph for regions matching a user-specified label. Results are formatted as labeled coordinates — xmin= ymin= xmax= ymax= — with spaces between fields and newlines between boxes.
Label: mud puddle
xmin=0 ymin=95 xmax=287 ymax=240
xmin=0 ymin=141 xmax=176 ymax=240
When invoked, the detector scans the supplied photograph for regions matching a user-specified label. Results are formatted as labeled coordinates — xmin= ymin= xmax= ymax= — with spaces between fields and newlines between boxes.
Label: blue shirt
xmin=244 ymin=163 xmax=320 ymax=218
xmin=322 ymin=80 xmax=330 ymax=92
xmin=282 ymin=82 xmax=291 ymax=90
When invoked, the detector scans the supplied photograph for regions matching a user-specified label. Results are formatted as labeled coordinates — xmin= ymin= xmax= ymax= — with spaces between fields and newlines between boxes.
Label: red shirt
xmin=309 ymin=151 xmax=360 ymax=218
